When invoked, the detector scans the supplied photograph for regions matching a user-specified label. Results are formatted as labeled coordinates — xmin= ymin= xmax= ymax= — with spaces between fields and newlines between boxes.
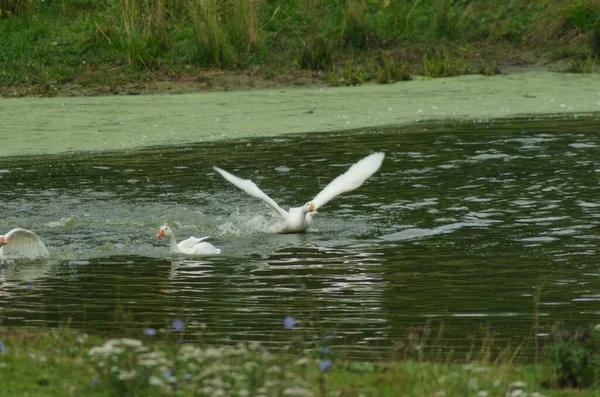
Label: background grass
xmin=1 ymin=0 xmax=600 ymax=95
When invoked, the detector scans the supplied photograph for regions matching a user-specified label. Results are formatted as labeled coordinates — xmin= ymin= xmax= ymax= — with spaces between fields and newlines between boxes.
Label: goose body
xmin=0 ymin=228 xmax=50 ymax=263
xmin=214 ymin=152 xmax=385 ymax=233
xmin=157 ymin=225 xmax=221 ymax=255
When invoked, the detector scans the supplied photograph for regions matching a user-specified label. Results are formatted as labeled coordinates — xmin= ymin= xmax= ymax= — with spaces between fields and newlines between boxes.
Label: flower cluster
xmin=88 ymin=337 xmax=314 ymax=396
xmin=88 ymin=338 xmax=174 ymax=392
xmin=177 ymin=343 xmax=313 ymax=396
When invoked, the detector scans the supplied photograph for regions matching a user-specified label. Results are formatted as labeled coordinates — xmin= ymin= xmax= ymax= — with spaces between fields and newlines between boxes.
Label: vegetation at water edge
xmin=1 ymin=319 xmax=600 ymax=396
xmin=1 ymin=0 xmax=600 ymax=96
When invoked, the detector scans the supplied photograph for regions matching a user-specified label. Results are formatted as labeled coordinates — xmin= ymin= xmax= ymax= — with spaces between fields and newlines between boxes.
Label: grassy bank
xmin=1 ymin=321 xmax=599 ymax=396
xmin=1 ymin=0 xmax=600 ymax=97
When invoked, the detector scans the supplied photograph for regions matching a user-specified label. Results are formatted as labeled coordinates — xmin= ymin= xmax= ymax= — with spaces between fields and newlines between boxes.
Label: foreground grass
xmin=1 ymin=0 xmax=600 ymax=97
xmin=0 ymin=326 xmax=597 ymax=397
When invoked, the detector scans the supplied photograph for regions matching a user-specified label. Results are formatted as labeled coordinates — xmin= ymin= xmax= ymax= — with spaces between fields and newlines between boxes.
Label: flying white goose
xmin=213 ymin=152 xmax=385 ymax=233
xmin=156 ymin=225 xmax=221 ymax=255
xmin=0 ymin=228 xmax=50 ymax=263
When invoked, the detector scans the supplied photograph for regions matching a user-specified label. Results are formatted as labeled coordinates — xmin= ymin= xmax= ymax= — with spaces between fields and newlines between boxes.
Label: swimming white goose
xmin=213 ymin=152 xmax=385 ymax=233
xmin=156 ymin=225 xmax=221 ymax=255
xmin=0 ymin=228 xmax=50 ymax=263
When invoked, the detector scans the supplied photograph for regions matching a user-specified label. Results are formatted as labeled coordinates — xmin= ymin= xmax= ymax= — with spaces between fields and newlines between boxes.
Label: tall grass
xmin=229 ymin=0 xmax=263 ymax=55
xmin=188 ymin=0 xmax=235 ymax=67
xmin=2 ymin=0 xmax=600 ymax=93
xmin=0 ymin=0 xmax=40 ymax=17
xmin=116 ymin=0 xmax=169 ymax=69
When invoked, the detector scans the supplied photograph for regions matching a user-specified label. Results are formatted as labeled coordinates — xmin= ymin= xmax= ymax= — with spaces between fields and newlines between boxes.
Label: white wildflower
xmin=244 ymin=361 xmax=257 ymax=371
xmin=284 ymin=386 xmax=315 ymax=397
xmin=469 ymin=377 xmax=479 ymax=390
xmin=264 ymin=380 xmax=282 ymax=389
xmin=118 ymin=370 xmax=137 ymax=380
xmin=295 ymin=357 xmax=308 ymax=366
xmin=120 ymin=338 xmax=143 ymax=348
xmin=138 ymin=358 xmax=159 ymax=367
xmin=149 ymin=376 xmax=166 ymax=387
xmin=204 ymin=347 xmax=222 ymax=358
xmin=211 ymin=388 xmax=227 ymax=397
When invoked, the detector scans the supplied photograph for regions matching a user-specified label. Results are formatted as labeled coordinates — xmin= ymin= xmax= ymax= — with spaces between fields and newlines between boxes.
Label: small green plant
xmin=545 ymin=320 xmax=600 ymax=389
xmin=476 ymin=60 xmax=500 ymax=76
xmin=376 ymin=53 xmax=412 ymax=84
xmin=419 ymin=48 xmax=470 ymax=77
xmin=327 ymin=61 xmax=365 ymax=86
xmin=564 ymin=55 xmax=600 ymax=73
xmin=298 ymin=36 xmax=335 ymax=71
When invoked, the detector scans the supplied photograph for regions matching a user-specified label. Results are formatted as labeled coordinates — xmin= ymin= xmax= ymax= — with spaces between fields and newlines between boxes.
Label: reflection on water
xmin=2 ymin=116 xmax=600 ymax=359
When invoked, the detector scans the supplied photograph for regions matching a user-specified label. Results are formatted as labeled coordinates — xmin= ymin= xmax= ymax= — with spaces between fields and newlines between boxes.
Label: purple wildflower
xmin=0 ymin=340 xmax=5 ymax=354
xmin=283 ymin=316 xmax=296 ymax=329
xmin=163 ymin=368 xmax=175 ymax=378
xmin=92 ymin=377 xmax=100 ymax=385
xmin=172 ymin=319 xmax=184 ymax=332
xmin=144 ymin=327 xmax=156 ymax=337
xmin=319 ymin=360 xmax=332 ymax=372
xmin=318 ymin=346 xmax=331 ymax=355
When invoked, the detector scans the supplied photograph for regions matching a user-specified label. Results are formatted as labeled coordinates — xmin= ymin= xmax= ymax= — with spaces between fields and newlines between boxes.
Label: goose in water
xmin=156 ymin=225 xmax=221 ymax=255
xmin=213 ymin=152 xmax=385 ymax=233
xmin=0 ymin=228 xmax=50 ymax=263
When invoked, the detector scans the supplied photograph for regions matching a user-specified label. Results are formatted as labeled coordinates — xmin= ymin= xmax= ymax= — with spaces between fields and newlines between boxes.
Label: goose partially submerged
xmin=156 ymin=225 xmax=221 ymax=255
xmin=0 ymin=228 xmax=50 ymax=263
xmin=214 ymin=152 xmax=385 ymax=233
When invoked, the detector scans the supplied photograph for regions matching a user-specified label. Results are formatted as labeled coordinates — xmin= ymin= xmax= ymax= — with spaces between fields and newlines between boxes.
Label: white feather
xmin=0 ymin=228 xmax=50 ymax=263
xmin=213 ymin=167 xmax=289 ymax=218
xmin=311 ymin=152 xmax=385 ymax=209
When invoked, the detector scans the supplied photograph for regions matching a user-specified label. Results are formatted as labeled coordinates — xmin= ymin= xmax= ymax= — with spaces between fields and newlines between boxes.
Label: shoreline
xmin=2 ymin=69 xmax=600 ymax=158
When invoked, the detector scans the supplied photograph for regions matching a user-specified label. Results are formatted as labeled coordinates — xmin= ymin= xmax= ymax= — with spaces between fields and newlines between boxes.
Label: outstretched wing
xmin=311 ymin=152 xmax=385 ymax=209
xmin=1 ymin=228 xmax=50 ymax=260
xmin=213 ymin=166 xmax=289 ymax=218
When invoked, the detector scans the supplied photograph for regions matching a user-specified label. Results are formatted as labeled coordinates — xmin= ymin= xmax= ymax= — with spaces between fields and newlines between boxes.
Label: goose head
xmin=301 ymin=202 xmax=318 ymax=214
xmin=156 ymin=225 xmax=174 ymax=238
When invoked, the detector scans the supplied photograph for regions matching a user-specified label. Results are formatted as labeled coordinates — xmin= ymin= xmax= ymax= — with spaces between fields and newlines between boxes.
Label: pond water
xmin=2 ymin=114 xmax=600 ymax=360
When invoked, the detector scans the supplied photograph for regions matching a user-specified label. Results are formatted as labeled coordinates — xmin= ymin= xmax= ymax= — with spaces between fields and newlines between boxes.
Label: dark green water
xmin=1 ymin=115 xmax=600 ymax=360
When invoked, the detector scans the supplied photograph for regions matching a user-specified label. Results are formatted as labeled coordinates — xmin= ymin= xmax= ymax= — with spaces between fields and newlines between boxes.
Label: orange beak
xmin=156 ymin=229 xmax=165 ymax=238
xmin=309 ymin=203 xmax=317 ymax=212
xmin=0 ymin=236 xmax=5 ymax=247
